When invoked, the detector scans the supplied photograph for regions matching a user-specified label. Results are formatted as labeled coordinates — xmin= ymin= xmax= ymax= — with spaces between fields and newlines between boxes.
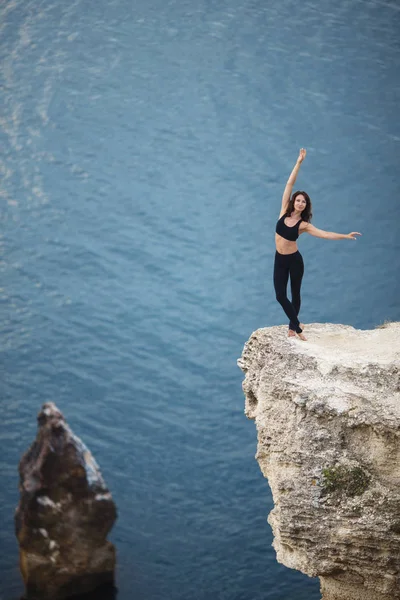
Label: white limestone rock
xmin=238 ymin=322 xmax=400 ymax=600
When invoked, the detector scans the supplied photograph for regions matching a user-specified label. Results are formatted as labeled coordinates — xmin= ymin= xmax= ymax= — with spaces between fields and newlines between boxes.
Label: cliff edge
xmin=238 ymin=322 xmax=400 ymax=600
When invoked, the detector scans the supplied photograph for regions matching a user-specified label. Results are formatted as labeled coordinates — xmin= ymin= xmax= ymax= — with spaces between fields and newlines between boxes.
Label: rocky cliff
xmin=238 ymin=322 xmax=400 ymax=600
xmin=15 ymin=403 xmax=117 ymax=600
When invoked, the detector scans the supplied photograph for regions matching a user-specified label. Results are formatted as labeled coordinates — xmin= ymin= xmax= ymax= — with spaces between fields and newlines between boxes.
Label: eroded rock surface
xmin=238 ymin=322 xmax=400 ymax=600
xmin=15 ymin=402 xmax=117 ymax=600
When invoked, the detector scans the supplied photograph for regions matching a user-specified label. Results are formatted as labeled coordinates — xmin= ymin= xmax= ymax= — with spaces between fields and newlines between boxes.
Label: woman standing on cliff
xmin=275 ymin=148 xmax=361 ymax=341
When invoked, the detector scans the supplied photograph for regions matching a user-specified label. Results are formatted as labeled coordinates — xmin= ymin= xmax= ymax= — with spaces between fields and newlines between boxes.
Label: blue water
xmin=1 ymin=0 xmax=399 ymax=598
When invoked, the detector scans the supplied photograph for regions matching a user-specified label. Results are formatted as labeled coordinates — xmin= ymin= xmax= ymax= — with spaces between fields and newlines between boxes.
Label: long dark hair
xmin=285 ymin=190 xmax=312 ymax=222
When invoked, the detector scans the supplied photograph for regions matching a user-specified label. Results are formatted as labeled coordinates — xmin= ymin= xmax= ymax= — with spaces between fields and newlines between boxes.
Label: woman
xmin=274 ymin=148 xmax=361 ymax=341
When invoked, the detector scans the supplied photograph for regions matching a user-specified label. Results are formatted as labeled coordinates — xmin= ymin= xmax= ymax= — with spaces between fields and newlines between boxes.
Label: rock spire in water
xmin=15 ymin=402 xmax=117 ymax=600
xmin=238 ymin=322 xmax=400 ymax=600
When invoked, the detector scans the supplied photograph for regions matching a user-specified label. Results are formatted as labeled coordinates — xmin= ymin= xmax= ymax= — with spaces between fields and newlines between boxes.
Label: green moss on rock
xmin=389 ymin=522 xmax=400 ymax=534
xmin=321 ymin=465 xmax=370 ymax=497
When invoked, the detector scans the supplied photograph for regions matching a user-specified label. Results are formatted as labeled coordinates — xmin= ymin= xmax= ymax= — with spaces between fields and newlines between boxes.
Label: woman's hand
xmin=297 ymin=148 xmax=306 ymax=163
xmin=346 ymin=232 xmax=362 ymax=240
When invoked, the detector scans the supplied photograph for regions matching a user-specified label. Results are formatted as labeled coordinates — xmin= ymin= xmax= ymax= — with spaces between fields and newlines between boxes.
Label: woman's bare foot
xmin=296 ymin=331 xmax=307 ymax=341
xmin=289 ymin=324 xmax=305 ymax=338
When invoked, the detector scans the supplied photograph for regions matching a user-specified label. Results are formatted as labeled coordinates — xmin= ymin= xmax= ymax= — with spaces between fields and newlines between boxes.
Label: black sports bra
xmin=275 ymin=215 xmax=302 ymax=241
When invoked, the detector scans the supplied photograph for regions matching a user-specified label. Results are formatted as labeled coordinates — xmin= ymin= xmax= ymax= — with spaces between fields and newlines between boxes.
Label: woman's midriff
xmin=275 ymin=233 xmax=298 ymax=255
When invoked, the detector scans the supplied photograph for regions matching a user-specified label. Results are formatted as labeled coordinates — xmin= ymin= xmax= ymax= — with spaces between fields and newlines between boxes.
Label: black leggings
xmin=273 ymin=250 xmax=304 ymax=333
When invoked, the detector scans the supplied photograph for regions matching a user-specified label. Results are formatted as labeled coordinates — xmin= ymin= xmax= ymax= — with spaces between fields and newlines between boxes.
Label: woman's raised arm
xmin=280 ymin=148 xmax=306 ymax=217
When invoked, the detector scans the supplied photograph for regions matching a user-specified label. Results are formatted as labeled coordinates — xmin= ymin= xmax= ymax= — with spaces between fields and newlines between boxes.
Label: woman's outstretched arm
xmin=280 ymin=148 xmax=306 ymax=217
xmin=303 ymin=224 xmax=361 ymax=240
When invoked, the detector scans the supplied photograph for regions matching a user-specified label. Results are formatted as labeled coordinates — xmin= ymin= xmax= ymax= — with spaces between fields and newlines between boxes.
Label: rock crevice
xmin=238 ymin=322 xmax=400 ymax=600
